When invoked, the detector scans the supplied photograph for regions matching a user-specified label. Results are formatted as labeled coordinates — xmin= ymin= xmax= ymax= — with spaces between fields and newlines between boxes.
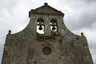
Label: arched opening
xmin=42 ymin=47 xmax=52 ymax=55
xmin=50 ymin=19 xmax=58 ymax=35
xmin=37 ymin=18 xmax=44 ymax=34
xmin=41 ymin=43 xmax=55 ymax=56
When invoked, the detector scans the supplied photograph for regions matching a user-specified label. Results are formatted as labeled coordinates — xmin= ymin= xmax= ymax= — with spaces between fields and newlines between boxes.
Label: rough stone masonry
xmin=1 ymin=3 xmax=93 ymax=64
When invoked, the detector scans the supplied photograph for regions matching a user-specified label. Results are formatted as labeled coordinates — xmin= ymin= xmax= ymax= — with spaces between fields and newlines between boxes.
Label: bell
xmin=52 ymin=26 xmax=56 ymax=30
xmin=39 ymin=25 xmax=43 ymax=30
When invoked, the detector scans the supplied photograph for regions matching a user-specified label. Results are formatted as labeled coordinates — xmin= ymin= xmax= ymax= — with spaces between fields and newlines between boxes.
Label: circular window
xmin=42 ymin=47 xmax=52 ymax=55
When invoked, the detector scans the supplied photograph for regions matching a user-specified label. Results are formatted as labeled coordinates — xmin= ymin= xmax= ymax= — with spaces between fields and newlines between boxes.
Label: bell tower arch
xmin=29 ymin=2 xmax=64 ymax=36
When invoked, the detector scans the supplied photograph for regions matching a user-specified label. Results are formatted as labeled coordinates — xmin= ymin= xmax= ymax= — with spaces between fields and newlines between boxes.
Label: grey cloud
xmin=0 ymin=43 xmax=4 ymax=64
xmin=74 ymin=10 xmax=96 ymax=30
xmin=82 ymin=0 xmax=96 ymax=3
xmin=0 ymin=0 xmax=18 ymax=9
xmin=59 ymin=0 xmax=96 ymax=31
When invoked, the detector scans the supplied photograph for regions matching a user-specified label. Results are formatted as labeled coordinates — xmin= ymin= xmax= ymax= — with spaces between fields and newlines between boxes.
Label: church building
xmin=2 ymin=3 xmax=93 ymax=64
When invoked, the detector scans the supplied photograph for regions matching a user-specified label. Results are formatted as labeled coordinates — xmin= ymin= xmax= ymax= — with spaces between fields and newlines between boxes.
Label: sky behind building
xmin=0 ymin=0 xmax=96 ymax=64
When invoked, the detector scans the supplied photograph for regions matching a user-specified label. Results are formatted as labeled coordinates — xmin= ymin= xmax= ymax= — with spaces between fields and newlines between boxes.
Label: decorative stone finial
xmin=81 ymin=32 xmax=84 ymax=36
xmin=8 ymin=30 xmax=11 ymax=34
xmin=44 ymin=2 xmax=48 ymax=6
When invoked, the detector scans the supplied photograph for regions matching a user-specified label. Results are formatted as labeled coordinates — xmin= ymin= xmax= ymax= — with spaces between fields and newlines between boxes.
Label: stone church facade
xmin=2 ymin=3 xmax=93 ymax=64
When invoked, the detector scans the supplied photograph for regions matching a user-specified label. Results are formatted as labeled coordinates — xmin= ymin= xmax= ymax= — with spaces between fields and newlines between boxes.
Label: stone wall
xmin=1 ymin=3 xmax=93 ymax=64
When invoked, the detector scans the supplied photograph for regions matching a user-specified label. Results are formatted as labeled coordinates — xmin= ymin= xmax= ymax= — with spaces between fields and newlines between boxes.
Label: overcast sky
xmin=0 ymin=0 xmax=96 ymax=64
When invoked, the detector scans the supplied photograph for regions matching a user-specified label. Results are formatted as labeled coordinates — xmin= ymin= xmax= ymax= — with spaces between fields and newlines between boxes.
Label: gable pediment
xmin=34 ymin=6 xmax=58 ymax=14
xmin=29 ymin=3 xmax=64 ymax=17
